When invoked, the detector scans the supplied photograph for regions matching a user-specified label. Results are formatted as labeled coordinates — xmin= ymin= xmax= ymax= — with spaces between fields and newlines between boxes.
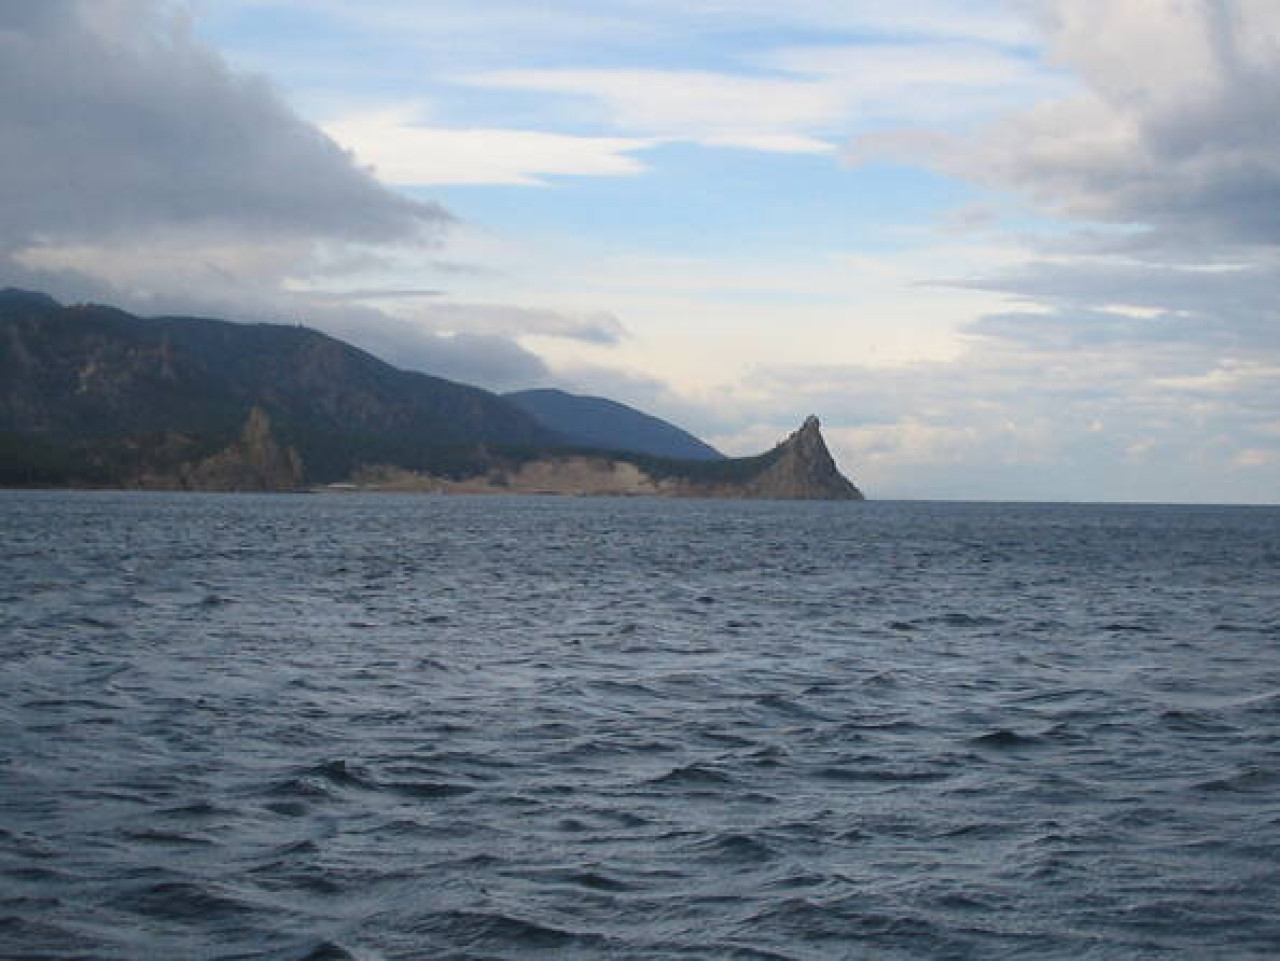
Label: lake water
xmin=2 ymin=491 xmax=1279 ymax=960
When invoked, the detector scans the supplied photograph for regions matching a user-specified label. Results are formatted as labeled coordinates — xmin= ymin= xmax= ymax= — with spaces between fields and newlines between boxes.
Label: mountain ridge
xmin=0 ymin=289 xmax=864 ymax=499
xmin=0 ymin=290 xmax=557 ymax=484
xmin=505 ymin=388 xmax=723 ymax=461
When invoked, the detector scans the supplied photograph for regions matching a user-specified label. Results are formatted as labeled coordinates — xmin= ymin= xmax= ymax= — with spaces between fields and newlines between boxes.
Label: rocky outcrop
xmin=337 ymin=416 xmax=865 ymax=500
xmin=1 ymin=290 xmax=864 ymax=498
xmin=135 ymin=408 xmax=304 ymax=491
xmin=730 ymin=415 xmax=863 ymax=500
xmin=649 ymin=415 xmax=862 ymax=500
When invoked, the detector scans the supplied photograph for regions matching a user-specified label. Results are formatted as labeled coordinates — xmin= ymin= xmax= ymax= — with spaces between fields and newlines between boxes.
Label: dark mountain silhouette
xmin=0 ymin=290 xmax=556 ymax=486
xmin=504 ymin=388 xmax=722 ymax=461
xmin=0 ymin=290 xmax=865 ymax=498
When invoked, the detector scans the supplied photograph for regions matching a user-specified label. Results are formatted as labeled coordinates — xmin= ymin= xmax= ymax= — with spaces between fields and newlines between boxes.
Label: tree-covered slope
xmin=0 ymin=290 xmax=559 ymax=483
xmin=505 ymin=388 xmax=722 ymax=461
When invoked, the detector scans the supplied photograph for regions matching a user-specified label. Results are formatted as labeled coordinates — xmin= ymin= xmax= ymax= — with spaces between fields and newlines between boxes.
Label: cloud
xmin=678 ymin=0 xmax=1035 ymax=45
xmin=199 ymin=1 xmax=1036 ymax=63
xmin=726 ymin=323 xmax=1280 ymax=502
xmin=0 ymin=0 xmax=443 ymax=253
xmin=0 ymin=0 xmax=548 ymax=390
xmin=918 ymin=0 xmax=1280 ymax=247
xmin=824 ymin=0 xmax=1280 ymax=500
xmin=1234 ymin=448 xmax=1278 ymax=469
xmin=463 ymin=68 xmax=842 ymax=143
xmin=951 ymin=258 xmax=1280 ymax=353
xmin=0 ymin=0 xmax=471 ymax=378
xmin=461 ymin=43 xmax=1056 ymax=152
xmin=306 ymin=304 xmax=551 ymax=391
xmin=0 ymin=244 xmax=553 ymax=392
xmin=848 ymin=2 xmax=1280 ymax=256
xmin=323 ymin=108 xmax=656 ymax=186
xmin=404 ymin=302 xmax=627 ymax=345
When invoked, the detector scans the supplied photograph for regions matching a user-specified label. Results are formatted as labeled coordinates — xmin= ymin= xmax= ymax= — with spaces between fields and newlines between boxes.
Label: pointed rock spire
xmin=749 ymin=415 xmax=864 ymax=500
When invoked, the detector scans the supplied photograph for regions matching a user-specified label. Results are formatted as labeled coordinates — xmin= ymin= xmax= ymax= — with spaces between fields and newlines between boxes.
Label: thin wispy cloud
xmin=323 ymin=108 xmax=657 ymax=186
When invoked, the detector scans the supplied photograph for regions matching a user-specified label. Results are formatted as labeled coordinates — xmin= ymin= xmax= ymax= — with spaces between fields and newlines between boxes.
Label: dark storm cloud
xmin=0 ymin=0 xmax=445 ymax=251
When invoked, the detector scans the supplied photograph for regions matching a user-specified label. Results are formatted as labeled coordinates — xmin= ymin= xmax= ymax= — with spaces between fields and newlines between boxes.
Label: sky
xmin=2 ymin=0 xmax=1279 ymax=503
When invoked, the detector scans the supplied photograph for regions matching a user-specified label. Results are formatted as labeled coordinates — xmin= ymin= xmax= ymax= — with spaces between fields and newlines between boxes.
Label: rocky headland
xmin=0 ymin=289 xmax=865 ymax=500
xmin=341 ymin=416 xmax=864 ymax=500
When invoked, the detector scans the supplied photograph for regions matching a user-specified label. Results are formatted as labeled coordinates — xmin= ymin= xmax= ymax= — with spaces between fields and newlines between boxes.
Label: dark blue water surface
xmin=2 ymin=492 xmax=1279 ymax=960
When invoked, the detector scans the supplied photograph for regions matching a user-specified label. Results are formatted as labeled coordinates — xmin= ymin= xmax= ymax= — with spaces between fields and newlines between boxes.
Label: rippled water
xmin=2 ymin=491 xmax=1279 ymax=960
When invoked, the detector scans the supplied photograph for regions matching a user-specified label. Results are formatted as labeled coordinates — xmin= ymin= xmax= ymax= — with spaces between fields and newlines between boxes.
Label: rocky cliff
xmin=343 ymin=415 xmax=864 ymax=500
xmin=132 ymin=408 xmax=304 ymax=491
xmin=720 ymin=415 xmax=863 ymax=500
